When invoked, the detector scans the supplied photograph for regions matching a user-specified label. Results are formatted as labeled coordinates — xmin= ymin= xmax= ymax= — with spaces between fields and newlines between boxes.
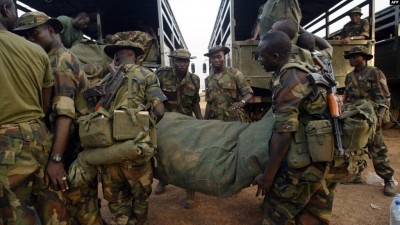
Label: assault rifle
xmin=307 ymin=53 xmax=345 ymax=156
xmin=84 ymin=64 xmax=127 ymax=111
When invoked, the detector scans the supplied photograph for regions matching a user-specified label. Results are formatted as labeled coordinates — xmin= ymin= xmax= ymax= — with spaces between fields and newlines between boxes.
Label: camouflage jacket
xmin=109 ymin=64 xmax=167 ymax=112
xmin=156 ymin=67 xmax=200 ymax=116
xmin=341 ymin=19 xmax=370 ymax=39
xmin=48 ymin=46 xmax=90 ymax=126
xmin=291 ymin=44 xmax=314 ymax=65
xmin=205 ymin=67 xmax=253 ymax=121
xmin=344 ymin=66 xmax=391 ymax=109
xmin=271 ymin=60 xmax=326 ymax=133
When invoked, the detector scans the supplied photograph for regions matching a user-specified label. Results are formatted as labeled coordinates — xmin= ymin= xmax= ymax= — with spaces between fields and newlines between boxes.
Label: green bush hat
xmin=349 ymin=7 xmax=363 ymax=16
xmin=14 ymin=11 xmax=63 ymax=34
xmin=204 ymin=45 xmax=230 ymax=57
xmin=343 ymin=46 xmax=373 ymax=60
xmin=104 ymin=40 xmax=145 ymax=58
xmin=168 ymin=49 xmax=196 ymax=60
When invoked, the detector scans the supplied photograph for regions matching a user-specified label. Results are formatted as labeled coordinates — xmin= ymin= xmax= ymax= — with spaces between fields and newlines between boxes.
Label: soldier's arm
xmin=371 ymin=69 xmax=391 ymax=126
xmin=204 ymin=103 xmax=211 ymax=120
xmin=192 ymin=103 xmax=203 ymax=119
xmin=253 ymin=69 xmax=310 ymax=196
xmin=231 ymin=70 xmax=253 ymax=109
xmin=42 ymin=87 xmax=52 ymax=116
xmin=46 ymin=57 xmax=81 ymax=192
xmin=145 ymin=72 xmax=167 ymax=122
xmin=192 ymin=76 xmax=203 ymax=119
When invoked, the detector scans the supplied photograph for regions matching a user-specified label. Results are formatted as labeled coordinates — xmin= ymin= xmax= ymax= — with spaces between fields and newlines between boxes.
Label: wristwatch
xmin=50 ymin=154 xmax=63 ymax=163
xmin=350 ymin=37 xmax=354 ymax=40
xmin=241 ymin=100 xmax=246 ymax=104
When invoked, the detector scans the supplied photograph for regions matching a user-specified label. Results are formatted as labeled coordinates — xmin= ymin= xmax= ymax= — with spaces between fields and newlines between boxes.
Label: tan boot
xmin=154 ymin=181 xmax=167 ymax=195
xmin=183 ymin=190 xmax=196 ymax=209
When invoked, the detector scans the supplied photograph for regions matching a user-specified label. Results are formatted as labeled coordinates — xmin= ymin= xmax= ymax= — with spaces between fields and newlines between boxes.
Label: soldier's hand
xmin=332 ymin=36 xmax=341 ymax=40
xmin=252 ymin=174 xmax=272 ymax=197
xmin=45 ymin=161 xmax=69 ymax=192
xmin=341 ymin=37 xmax=351 ymax=45
xmin=229 ymin=101 xmax=245 ymax=110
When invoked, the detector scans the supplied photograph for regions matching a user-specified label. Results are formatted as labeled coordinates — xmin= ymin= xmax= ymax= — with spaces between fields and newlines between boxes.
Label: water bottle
xmin=391 ymin=194 xmax=400 ymax=225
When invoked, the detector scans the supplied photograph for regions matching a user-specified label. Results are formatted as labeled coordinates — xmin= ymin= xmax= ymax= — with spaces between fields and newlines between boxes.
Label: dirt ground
xmin=100 ymin=99 xmax=400 ymax=225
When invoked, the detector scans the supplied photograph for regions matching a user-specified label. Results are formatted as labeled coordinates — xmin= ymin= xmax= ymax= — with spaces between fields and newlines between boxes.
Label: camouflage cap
xmin=104 ymin=40 xmax=145 ymax=58
xmin=343 ymin=46 xmax=373 ymax=60
xmin=204 ymin=45 xmax=230 ymax=57
xmin=349 ymin=7 xmax=363 ymax=15
xmin=168 ymin=49 xmax=196 ymax=60
xmin=14 ymin=11 xmax=63 ymax=34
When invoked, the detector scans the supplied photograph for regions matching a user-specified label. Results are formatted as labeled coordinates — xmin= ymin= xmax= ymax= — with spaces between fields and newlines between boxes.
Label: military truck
xmin=207 ymin=0 xmax=399 ymax=123
xmin=207 ymin=0 xmax=366 ymax=119
xmin=17 ymin=0 xmax=187 ymax=69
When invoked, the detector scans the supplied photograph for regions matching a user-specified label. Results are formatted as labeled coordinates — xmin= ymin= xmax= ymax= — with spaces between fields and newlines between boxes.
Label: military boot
xmin=383 ymin=179 xmax=397 ymax=196
xmin=154 ymin=181 xmax=167 ymax=195
xmin=183 ymin=190 xmax=196 ymax=209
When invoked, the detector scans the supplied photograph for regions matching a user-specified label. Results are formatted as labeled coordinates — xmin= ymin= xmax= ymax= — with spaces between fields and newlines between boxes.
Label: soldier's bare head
xmin=73 ymin=12 xmax=90 ymax=30
xmin=258 ymin=31 xmax=292 ymax=72
xmin=297 ymin=32 xmax=315 ymax=51
xmin=0 ymin=0 xmax=17 ymax=31
xmin=114 ymin=49 xmax=136 ymax=66
xmin=270 ymin=19 xmax=298 ymax=40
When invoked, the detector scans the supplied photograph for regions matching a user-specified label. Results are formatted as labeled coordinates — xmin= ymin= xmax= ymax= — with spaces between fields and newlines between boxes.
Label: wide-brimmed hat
xmin=204 ymin=45 xmax=230 ymax=57
xmin=14 ymin=11 xmax=63 ymax=34
xmin=343 ymin=46 xmax=373 ymax=60
xmin=168 ymin=49 xmax=196 ymax=60
xmin=104 ymin=40 xmax=145 ymax=58
xmin=349 ymin=7 xmax=363 ymax=16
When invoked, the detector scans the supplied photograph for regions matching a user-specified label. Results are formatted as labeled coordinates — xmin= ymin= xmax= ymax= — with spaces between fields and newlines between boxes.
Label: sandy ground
xmin=100 ymin=98 xmax=400 ymax=225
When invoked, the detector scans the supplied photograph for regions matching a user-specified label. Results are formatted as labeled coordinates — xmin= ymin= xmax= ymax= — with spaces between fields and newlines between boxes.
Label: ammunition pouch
xmin=305 ymin=120 xmax=334 ymax=163
xmin=113 ymin=109 xmax=150 ymax=141
xmin=286 ymin=123 xmax=311 ymax=169
xmin=78 ymin=109 xmax=114 ymax=148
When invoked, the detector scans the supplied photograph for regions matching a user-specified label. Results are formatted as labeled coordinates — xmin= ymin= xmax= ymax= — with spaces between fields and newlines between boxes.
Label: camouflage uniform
xmin=205 ymin=68 xmax=253 ymax=121
xmin=291 ymin=44 xmax=314 ymax=65
xmin=344 ymin=66 xmax=394 ymax=181
xmin=0 ymin=29 xmax=70 ymax=224
xmin=262 ymin=60 xmax=349 ymax=225
xmin=100 ymin=64 xmax=166 ymax=225
xmin=259 ymin=0 xmax=302 ymax=39
xmin=47 ymin=46 xmax=104 ymax=225
xmin=156 ymin=67 xmax=200 ymax=116
xmin=341 ymin=19 xmax=370 ymax=39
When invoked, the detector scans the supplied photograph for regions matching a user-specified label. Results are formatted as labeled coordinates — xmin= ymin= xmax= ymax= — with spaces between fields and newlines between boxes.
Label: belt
xmin=0 ymin=119 xmax=41 ymax=129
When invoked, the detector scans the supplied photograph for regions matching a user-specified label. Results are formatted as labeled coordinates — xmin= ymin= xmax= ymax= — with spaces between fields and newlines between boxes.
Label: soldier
xmin=297 ymin=29 xmax=333 ymax=60
xmin=270 ymin=19 xmax=314 ymax=65
xmin=253 ymin=31 xmax=349 ymax=224
xmin=333 ymin=7 xmax=370 ymax=45
xmin=343 ymin=46 xmax=396 ymax=196
xmin=57 ymin=12 xmax=90 ymax=48
xmin=14 ymin=11 xmax=103 ymax=224
xmin=258 ymin=0 xmax=302 ymax=39
xmin=154 ymin=49 xmax=202 ymax=209
xmin=0 ymin=1 xmax=71 ymax=224
xmin=204 ymin=46 xmax=254 ymax=121
xmin=100 ymin=38 xmax=166 ymax=224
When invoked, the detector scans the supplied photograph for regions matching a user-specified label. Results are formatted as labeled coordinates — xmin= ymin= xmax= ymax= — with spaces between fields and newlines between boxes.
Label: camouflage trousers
xmin=0 ymin=120 xmax=72 ymax=225
xmin=101 ymin=161 xmax=153 ymax=225
xmin=66 ymin=178 xmax=104 ymax=225
xmin=261 ymin=163 xmax=349 ymax=225
xmin=364 ymin=128 xmax=394 ymax=180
